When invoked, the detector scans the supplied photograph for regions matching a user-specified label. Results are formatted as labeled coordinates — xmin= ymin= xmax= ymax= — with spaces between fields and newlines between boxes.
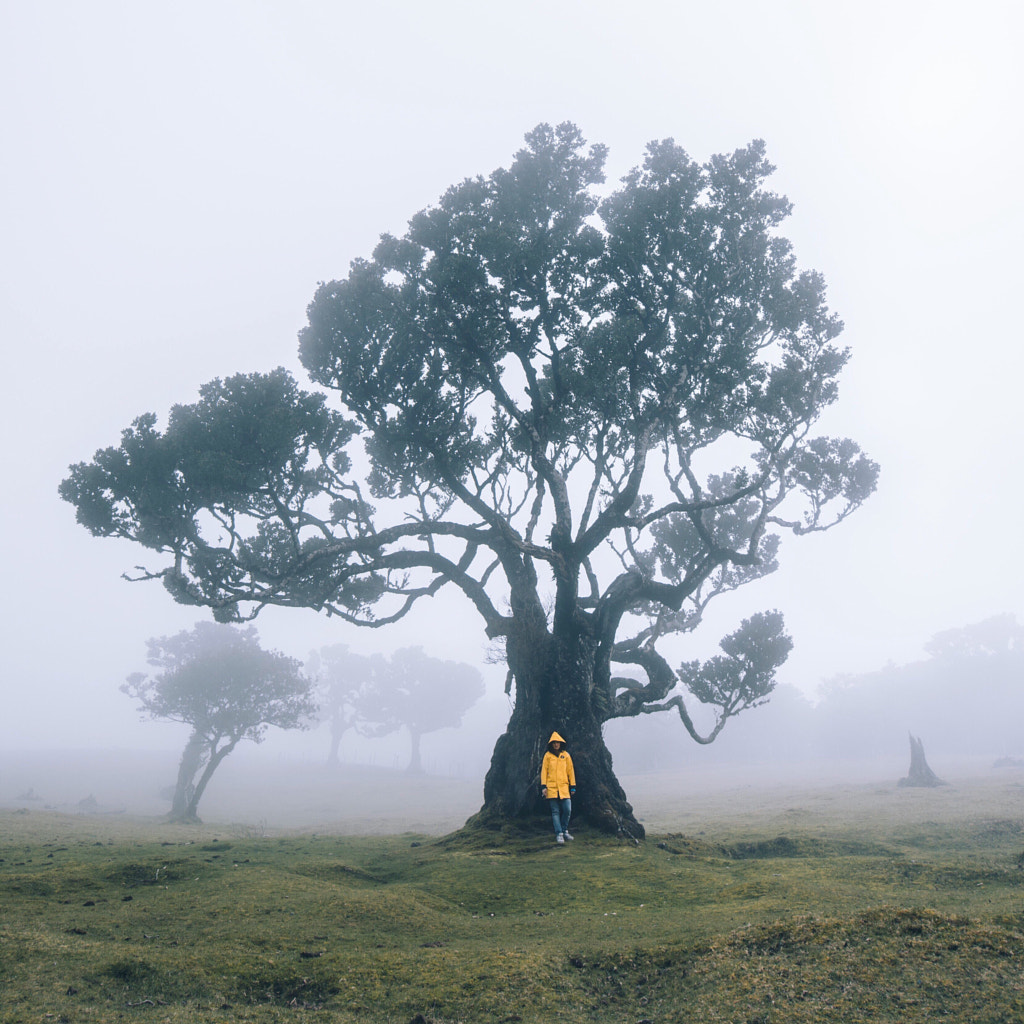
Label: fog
xmin=2 ymin=3 xmax=1022 ymax=824
xmin=3 ymin=641 xmax=1021 ymax=830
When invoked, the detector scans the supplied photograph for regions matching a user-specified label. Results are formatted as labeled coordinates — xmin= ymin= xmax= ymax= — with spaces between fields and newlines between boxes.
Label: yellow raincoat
xmin=540 ymin=731 xmax=576 ymax=799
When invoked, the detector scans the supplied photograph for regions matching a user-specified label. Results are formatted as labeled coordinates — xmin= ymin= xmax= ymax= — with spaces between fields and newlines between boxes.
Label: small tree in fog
xmin=307 ymin=644 xmax=388 ymax=766
xmin=308 ymin=644 xmax=484 ymax=772
xmin=372 ymin=647 xmax=485 ymax=774
xmin=124 ymin=622 xmax=315 ymax=822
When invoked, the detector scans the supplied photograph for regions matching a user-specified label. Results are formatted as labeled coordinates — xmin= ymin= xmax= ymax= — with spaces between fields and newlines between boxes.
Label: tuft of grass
xmin=681 ymin=907 xmax=1024 ymax=1022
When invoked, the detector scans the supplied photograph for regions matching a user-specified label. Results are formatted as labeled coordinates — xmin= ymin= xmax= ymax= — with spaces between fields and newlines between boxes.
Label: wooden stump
xmin=897 ymin=733 xmax=946 ymax=787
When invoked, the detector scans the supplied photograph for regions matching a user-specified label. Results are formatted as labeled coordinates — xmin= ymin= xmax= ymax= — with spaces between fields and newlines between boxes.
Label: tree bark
xmin=474 ymin=612 xmax=644 ymax=839
xmin=168 ymin=731 xmax=239 ymax=822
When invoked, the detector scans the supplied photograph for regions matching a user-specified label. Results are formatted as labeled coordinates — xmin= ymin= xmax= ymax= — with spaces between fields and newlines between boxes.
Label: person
xmin=540 ymin=731 xmax=576 ymax=844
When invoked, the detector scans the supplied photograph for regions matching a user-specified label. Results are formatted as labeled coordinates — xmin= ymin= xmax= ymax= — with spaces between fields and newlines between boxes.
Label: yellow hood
xmin=548 ymin=731 xmax=565 ymax=744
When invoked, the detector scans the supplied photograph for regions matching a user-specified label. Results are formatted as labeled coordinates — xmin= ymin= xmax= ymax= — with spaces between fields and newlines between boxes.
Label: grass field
xmin=2 ymin=768 xmax=1024 ymax=1022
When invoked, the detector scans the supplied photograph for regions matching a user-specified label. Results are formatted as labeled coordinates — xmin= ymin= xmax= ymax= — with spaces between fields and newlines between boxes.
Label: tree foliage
xmin=923 ymin=614 xmax=1024 ymax=660
xmin=124 ymin=621 xmax=315 ymax=821
xmin=65 ymin=124 xmax=877 ymax=833
xmin=306 ymin=644 xmax=387 ymax=765
xmin=371 ymin=646 xmax=485 ymax=773
xmin=309 ymin=645 xmax=483 ymax=772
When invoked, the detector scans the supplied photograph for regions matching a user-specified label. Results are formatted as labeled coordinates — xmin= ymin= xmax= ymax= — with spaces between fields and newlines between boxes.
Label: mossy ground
xmin=2 ymin=777 xmax=1024 ymax=1023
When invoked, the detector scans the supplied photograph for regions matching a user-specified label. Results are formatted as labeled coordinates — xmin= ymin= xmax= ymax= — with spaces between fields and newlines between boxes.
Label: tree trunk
xmin=473 ymin=613 xmax=644 ymax=839
xmin=898 ymin=733 xmax=946 ymax=787
xmin=186 ymin=739 xmax=237 ymax=819
xmin=168 ymin=730 xmax=205 ymax=822
xmin=326 ymin=718 xmax=345 ymax=767
xmin=407 ymin=728 xmax=424 ymax=775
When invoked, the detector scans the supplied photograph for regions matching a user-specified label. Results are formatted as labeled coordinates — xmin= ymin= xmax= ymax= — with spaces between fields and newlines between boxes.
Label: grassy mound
xmin=2 ymin=783 xmax=1023 ymax=1023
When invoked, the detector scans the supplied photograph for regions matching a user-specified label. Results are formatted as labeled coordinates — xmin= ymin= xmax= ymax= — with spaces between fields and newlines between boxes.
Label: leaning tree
xmin=124 ymin=622 xmax=315 ymax=822
xmin=62 ymin=123 xmax=877 ymax=837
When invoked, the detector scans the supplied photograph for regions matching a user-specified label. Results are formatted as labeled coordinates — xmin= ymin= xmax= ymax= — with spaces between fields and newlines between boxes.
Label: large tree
xmin=63 ymin=124 xmax=877 ymax=837
xmin=124 ymin=622 xmax=315 ymax=822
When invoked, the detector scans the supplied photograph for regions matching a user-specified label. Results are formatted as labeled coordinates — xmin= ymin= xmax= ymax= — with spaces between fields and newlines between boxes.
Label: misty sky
xmin=2 ymin=1 xmax=1022 ymax=752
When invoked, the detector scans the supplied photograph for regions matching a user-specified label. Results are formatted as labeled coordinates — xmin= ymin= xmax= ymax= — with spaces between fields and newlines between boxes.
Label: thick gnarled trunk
xmin=475 ymin=613 xmax=643 ymax=839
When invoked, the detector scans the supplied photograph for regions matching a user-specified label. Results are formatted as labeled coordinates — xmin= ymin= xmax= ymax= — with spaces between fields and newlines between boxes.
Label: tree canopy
xmin=125 ymin=621 xmax=315 ymax=821
xmin=64 ymin=124 xmax=877 ymax=834
xmin=923 ymin=614 xmax=1024 ymax=660
xmin=309 ymin=645 xmax=483 ymax=772
xmin=372 ymin=646 xmax=485 ymax=773
xmin=307 ymin=643 xmax=388 ymax=765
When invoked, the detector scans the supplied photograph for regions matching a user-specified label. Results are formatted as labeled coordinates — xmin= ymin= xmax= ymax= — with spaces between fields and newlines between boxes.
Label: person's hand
xmin=541 ymin=787 xmax=547 ymax=797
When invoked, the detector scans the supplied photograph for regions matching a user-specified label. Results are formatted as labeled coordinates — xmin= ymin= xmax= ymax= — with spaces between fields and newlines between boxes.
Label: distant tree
xmin=308 ymin=645 xmax=484 ymax=772
xmin=814 ymin=614 xmax=1024 ymax=763
xmin=306 ymin=644 xmax=387 ymax=766
xmin=63 ymin=124 xmax=877 ymax=835
xmin=924 ymin=614 xmax=1024 ymax=660
xmin=372 ymin=647 xmax=485 ymax=773
xmin=124 ymin=622 xmax=315 ymax=822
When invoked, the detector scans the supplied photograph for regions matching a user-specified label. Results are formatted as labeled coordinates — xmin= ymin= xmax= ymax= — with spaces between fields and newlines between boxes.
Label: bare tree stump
xmin=898 ymin=733 xmax=946 ymax=787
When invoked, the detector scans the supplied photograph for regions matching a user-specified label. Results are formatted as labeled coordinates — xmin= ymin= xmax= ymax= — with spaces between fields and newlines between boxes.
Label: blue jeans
xmin=548 ymin=797 xmax=571 ymax=835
